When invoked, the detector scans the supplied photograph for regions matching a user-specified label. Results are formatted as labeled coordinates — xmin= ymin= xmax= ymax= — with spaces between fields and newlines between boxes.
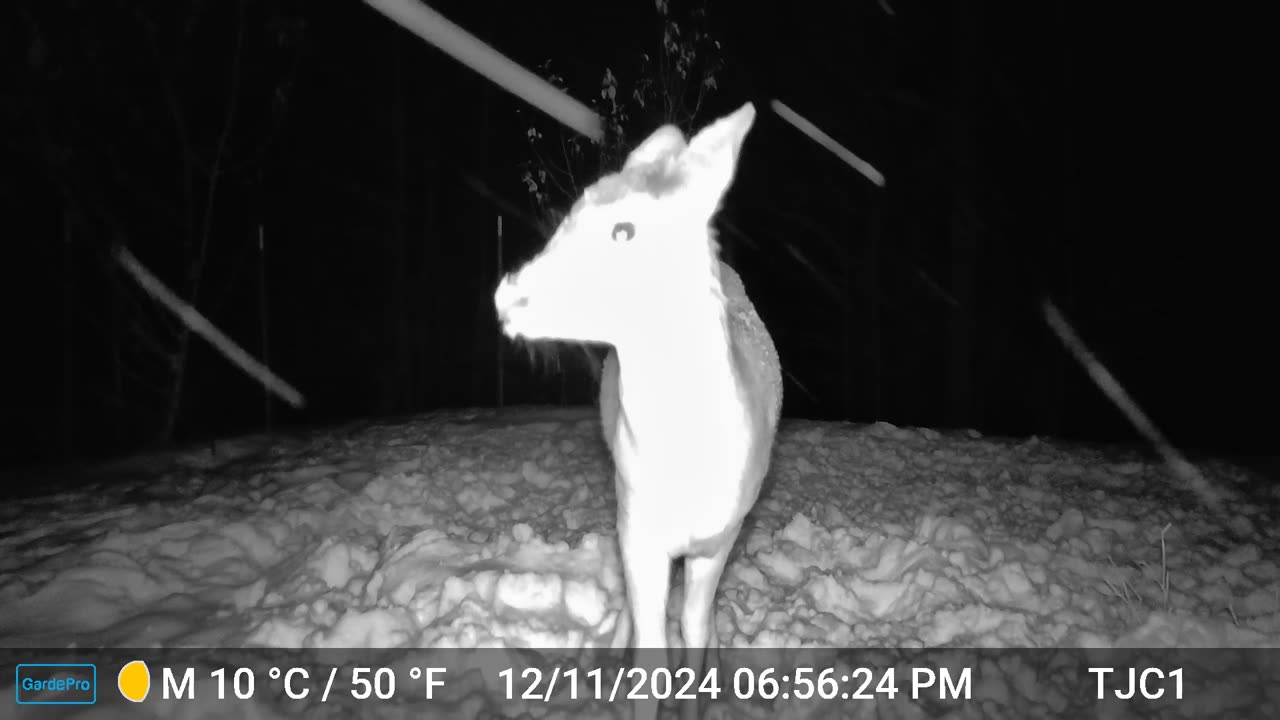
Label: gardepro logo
xmin=15 ymin=664 xmax=97 ymax=705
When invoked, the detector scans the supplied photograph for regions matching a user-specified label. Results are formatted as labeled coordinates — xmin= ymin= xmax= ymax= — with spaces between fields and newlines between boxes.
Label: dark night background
xmin=1 ymin=1 xmax=1275 ymax=479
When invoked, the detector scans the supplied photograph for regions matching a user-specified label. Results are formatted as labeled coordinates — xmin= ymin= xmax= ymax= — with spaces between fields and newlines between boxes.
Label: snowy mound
xmin=1 ymin=408 xmax=1278 ymax=717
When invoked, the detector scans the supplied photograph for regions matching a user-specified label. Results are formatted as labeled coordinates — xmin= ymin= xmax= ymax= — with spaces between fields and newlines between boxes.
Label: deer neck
xmin=611 ymin=287 xmax=742 ymax=453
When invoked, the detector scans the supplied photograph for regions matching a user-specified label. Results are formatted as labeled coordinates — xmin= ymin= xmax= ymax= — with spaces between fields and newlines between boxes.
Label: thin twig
xmin=1159 ymin=522 xmax=1172 ymax=610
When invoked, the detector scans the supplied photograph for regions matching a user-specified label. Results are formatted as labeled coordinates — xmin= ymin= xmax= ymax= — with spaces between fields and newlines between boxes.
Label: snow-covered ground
xmin=2 ymin=406 xmax=1278 ymax=718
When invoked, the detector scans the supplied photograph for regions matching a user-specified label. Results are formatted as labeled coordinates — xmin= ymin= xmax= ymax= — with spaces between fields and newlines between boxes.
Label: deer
xmin=494 ymin=102 xmax=782 ymax=720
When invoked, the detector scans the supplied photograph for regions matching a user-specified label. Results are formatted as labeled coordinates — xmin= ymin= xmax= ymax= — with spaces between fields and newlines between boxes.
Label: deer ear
xmin=676 ymin=103 xmax=757 ymax=215
xmin=624 ymin=125 xmax=687 ymax=170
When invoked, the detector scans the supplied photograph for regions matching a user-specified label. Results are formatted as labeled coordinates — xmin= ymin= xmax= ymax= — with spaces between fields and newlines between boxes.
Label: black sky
xmin=1 ymin=0 xmax=1276 ymax=471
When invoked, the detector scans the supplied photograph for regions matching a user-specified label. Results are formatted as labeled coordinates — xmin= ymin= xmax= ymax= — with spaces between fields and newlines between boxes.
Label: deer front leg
xmin=618 ymin=507 xmax=671 ymax=720
xmin=678 ymin=541 xmax=733 ymax=720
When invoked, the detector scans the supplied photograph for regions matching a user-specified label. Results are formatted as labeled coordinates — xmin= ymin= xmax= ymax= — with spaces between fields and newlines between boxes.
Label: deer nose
xmin=494 ymin=272 xmax=529 ymax=325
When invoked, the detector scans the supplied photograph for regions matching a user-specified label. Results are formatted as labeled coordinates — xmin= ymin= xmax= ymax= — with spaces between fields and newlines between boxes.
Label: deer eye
xmin=611 ymin=222 xmax=635 ymax=242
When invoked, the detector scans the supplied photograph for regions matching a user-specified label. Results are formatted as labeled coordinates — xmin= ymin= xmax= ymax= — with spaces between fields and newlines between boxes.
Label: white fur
xmin=495 ymin=103 xmax=782 ymax=720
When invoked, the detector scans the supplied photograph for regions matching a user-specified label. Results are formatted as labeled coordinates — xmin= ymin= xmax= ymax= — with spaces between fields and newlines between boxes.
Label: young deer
xmin=494 ymin=103 xmax=782 ymax=720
